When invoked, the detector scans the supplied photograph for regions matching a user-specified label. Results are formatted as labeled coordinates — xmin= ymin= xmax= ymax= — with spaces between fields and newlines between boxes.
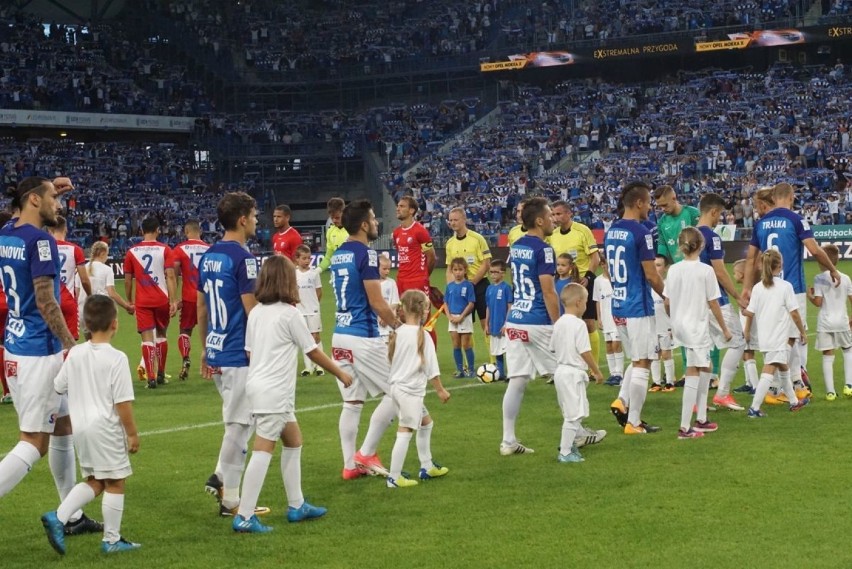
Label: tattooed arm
xmin=34 ymin=276 xmax=75 ymax=350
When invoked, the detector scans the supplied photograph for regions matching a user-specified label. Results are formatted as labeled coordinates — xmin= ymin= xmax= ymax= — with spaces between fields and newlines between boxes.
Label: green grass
xmin=2 ymin=261 xmax=852 ymax=568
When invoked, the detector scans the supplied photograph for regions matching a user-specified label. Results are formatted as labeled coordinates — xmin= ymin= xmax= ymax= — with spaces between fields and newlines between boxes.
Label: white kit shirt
xmin=88 ymin=260 xmax=116 ymax=296
xmin=652 ymin=288 xmax=671 ymax=335
xmin=664 ymin=259 xmax=720 ymax=350
xmin=592 ymin=275 xmax=617 ymax=334
xmin=379 ymin=278 xmax=400 ymax=337
xmin=388 ymin=324 xmax=440 ymax=397
xmin=746 ymin=277 xmax=799 ymax=352
xmin=549 ymin=313 xmax=590 ymax=369
xmin=54 ymin=342 xmax=134 ymax=471
xmin=245 ymin=302 xmax=318 ymax=414
xmin=296 ymin=268 xmax=321 ymax=315
xmin=813 ymin=270 xmax=852 ymax=332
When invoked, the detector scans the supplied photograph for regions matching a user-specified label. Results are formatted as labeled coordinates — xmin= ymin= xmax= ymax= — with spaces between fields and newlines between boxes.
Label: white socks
xmin=389 ymin=431 xmax=413 ymax=480
xmin=779 ymin=370 xmax=797 ymax=405
xmin=0 ymin=441 xmax=41 ymax=498
xmin=102 ymin=492 xmax=124 ymax=544
xmin=359 ymin=396 xmax=396 ymax=457
xmin=339 ymin=403 xmax=362 ymax=470
xmin=49 ymin=434 xmax=81 ymax=522
xmin=237 ymin=450 xmax=271 ymax=520
xmin=744 ymin=359 xmax=758 ymax=388
xmin=617 ymin=365 xmax=634 ymax=405
xmin=696 ymin=372 xmax=712 ymax=423
xmin=681 ymin=376 xmax=700 ymax=430
xmin=57 ymin=482 xmax=96 ymax=524
xmin=219 ymin=423 xmax=251 ymax=509
xmin=501 ymin=376 xmax=529 ymax=444
xmin=844 ymin=348 xmax=852 ymax=387
xmin=281 ymin=446 xmax=303 ymax=509
xmin=717 ymin=347 xmax=745 ymax=397
xmin=606 ymin=353 xmax=617 ymax=376
xmin=614 ymin=351 xmax=625 ymax=377
xmin=650 ymin=360 xmax=661 ymax=385
xmin=559 ymin=420 xmax=580 ymax=455
xmin=416 ymin=421 xmax=434 ymax=469
xmin=824 ymin=354 xmax=836 ymax=395
xmin=664 ymin=359 xmax=675 ymax=385
xmin=626 ymin=367 xmax=649 ymax=426
xmin=752 ymin=372 xmax=774 ymax=411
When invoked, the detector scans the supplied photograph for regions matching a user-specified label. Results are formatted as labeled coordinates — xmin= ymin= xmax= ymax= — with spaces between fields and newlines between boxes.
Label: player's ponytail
xmin=761 ymin=249 xmax=782 ymax=288
xmin=677 ymin=227 xmax=704 ymax=257
xmin=557 ymin=253 xmax=580 ymax=282
xmin=389 ymin=290 xmax=431 ymax=368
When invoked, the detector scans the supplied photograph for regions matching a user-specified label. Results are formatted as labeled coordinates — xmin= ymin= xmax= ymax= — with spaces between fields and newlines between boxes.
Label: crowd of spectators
xmin=387 ymin=62 xmax=851 ymax=243
xmin=0 ymin=137 xmax=270 ymax=255
xmin=0 ymin=10 xmax=213 ymax=115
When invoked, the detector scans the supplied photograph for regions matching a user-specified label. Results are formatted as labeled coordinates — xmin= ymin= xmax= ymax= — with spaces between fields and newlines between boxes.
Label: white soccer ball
xmin=476 ymin=363 xmax=500 ymax=384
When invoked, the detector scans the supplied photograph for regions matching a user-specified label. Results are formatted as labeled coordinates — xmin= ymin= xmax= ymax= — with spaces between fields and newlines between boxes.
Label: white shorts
xmin=553 ymin=366 xmax=589 ymax=422
xmin=448 ymin=314 xmax=474 ymax=334
xmin=618 ymin=317 xmax=659 ymax=362
xmin=79 ymin=464 xmax=133 ymax=481
xmin=302 ymin=313 xmax=322 ymax=334
xmin=788 ymin=293 xmax=807 ymax=338
xmin=709 ymin=304 xmax=746 ymax=349
xmin=603 ymin=330 xmax=621 ymax=343
xmin=505 ymin=324 xmax=556 ymax=380
xmin=332 ymin=334 xmax=391 ymax=401
xmin=254 ymin=412 xmax=297 ymax=441
xmin=489 ymin=334 xmax=508 ymax=356
xmin=764 ymin=347 xmax=791 ymax=366
xmin=390 ymin=385 xmax=428 ymax=429
xmin=212 ymin=366 xmax=252 ymax=425
xmin=685 ymin=347 xmax=712 ymax=368
xmin=5 ymin=353 xmax=63 ymax=433
xmin=657 ymin=331 xmax=673 ymax=352
xmin=816 ymin=330 xmax=852 ymax=352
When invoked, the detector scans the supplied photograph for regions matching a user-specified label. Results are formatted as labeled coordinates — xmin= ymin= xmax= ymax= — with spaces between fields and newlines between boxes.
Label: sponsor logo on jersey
xmin=6 ymin=317 xmax=24 ymax=337
xmin=37 ymin=239 xmax=52 ymax=261
xmin=513 ymin=299 xmax=532 ymax=312
xmin=245 ymin=258 xmax=258 ymax=279
xmin=336 ymin=312 xmax=353 ymax=327
xmin=368 ymin=250 xmax=378 ymax=267
xmin=4 ymin=360 xmax=17 ymax=377
xmin=544 ymin=247 xmax=554 ymax=263
xmin=332 ymin=347 xmax=354 ymax=363
xmin=506 ymin=328 xmax=530 ymax=342
xmin=206 ymin=331 xmax=227 ymax=350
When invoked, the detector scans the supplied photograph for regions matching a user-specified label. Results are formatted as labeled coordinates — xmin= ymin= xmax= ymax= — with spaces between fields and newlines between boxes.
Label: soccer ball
xmin=476 ymin=363 xmax=500 ymax=384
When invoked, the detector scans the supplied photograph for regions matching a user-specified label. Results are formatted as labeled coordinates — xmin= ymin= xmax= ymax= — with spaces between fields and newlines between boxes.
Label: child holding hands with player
xmin=233 ymin=256 xmax=353 ymax=533
xmin=41 ymin=295 xmax=140 ymax=555
xmin=663 ymin=228 xmax=731 ymax=439
xmin=386 ymin=290 xmax=451 ymax=488
xmin=743 ymin=250 xmax=810 ymax=418
xmin=550 ymin=283 xmax=604 ymax=463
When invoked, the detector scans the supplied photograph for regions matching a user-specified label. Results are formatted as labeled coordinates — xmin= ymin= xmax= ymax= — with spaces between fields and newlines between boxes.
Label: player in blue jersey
xmin=484 ymin=259 xmax=512 ymax=380
xmin=329 ymin=199 xmax=403 ymax=480
xmin=0 ymin=178 xmax=104 ymax=534
xmin=695 ymin=193 xmax=748 ymax=411
xmin=606 ymin=182 xmax=665 ymax=435
xmin=197 ymin=192 xmax=269 ymax=518
xmin=743 ymin=182 xmax=840 ymax=394
xmin=501 ymin=197 xmax=559 ymax=455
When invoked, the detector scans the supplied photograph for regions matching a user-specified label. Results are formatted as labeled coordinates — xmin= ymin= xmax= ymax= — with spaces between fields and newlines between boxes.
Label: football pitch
xmin=1 ymin=260 xmax=852 ymax=568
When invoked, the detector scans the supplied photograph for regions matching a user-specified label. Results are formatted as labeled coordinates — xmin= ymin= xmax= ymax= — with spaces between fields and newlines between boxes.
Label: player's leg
xmin=501 ymin=329 xmax=534 ymax=454
xmin=333 ymin=336 xmax=371 ymax=478
xmin=42 ymin=477 xmax=103 ymax=555
xmin=680 ymin=365 xmax=701 ymax=437
xmin=100 ymin=478 xmax=140 ymax=552
xmin=138 ymin=307 xmax=158 ymax=389
xmin=50 ymin=410 xmax=89 ymax=531
xmin=0 ymin=341 xmax=9 ymax=403
xmin=354 ymin=339 xmax=394 ymax=476
xmin=178 ymin=299 xmax=196 ymax=381
xmin=280 ymin=419 xmax=325 ymax=520
xmin=154 ymin=308 xmax=170 ymax=384
xmin=553 ymin=369 xmax=587 ymax=461
xmin=711 ymin=307 xmax=746 ymax=410
xmin=474 ymin=282 xmax=493 ymax=364
xmin=663 ymin=353 xmax=676 ymax=389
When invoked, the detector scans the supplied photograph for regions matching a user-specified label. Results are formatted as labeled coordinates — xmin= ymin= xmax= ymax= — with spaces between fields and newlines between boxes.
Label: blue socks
xmin=453 ymin=348 xmax=464 ymax=372
xmin=465 ymin=348 xmax=475 ymax=371
xmin=496 ymin=355 xmax=505 ymax=379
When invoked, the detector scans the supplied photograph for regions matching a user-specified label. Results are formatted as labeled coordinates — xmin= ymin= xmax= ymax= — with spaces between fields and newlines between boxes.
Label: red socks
xmin=178 ymin=334 xmax=191 ymax=359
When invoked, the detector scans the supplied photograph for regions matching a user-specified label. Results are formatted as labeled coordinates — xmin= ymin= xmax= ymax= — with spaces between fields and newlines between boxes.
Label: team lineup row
xmin=1 ymin=178 xmax=850 ymax=552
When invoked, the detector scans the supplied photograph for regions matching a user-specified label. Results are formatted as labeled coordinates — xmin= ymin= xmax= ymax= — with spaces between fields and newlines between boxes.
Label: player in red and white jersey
xmin=48 ymin=216 xmax=92 ymax=341
xmin=271 ymin=204 xmax=303 ymax=260
xmin=172 ymin=219 xmax=210 ymax=381
xmin=393 ymin=197 xmax=437 ymax=343
xmin=124 ymin=216 xmax=178 ymax=389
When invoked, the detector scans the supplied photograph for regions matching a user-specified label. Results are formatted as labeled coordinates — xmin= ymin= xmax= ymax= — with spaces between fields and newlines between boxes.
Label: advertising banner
xmin=0 ymin=109 xmax=195 ymax=132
